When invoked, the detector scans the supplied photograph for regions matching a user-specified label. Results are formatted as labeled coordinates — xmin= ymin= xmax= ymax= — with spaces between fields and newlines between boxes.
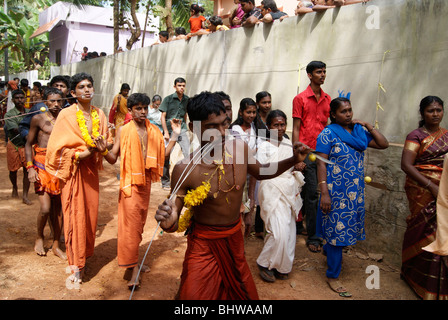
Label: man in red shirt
xmin=292 ymin=61 xmax=331 ymax=253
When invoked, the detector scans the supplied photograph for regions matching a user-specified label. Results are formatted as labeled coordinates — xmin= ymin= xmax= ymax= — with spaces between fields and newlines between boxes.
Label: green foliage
xmin=38 ymin=57 xmax=57 ymax=79
xmin=0 ymin=0 xmax=105 ymax=77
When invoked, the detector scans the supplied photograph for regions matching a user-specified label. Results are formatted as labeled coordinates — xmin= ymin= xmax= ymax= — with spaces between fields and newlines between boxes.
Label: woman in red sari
xmin=401 ymin=95 xmax=448 ymax=300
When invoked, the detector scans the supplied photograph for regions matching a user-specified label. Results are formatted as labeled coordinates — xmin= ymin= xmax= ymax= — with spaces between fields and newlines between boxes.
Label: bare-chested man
xmin=155 ymin=92 xmax=311 ymax=300
xmin=25 ymin=87 xmax=66 ymax=259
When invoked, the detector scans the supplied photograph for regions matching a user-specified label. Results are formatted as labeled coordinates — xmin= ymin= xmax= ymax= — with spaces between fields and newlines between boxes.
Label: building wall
xmin=49 ymin=22 xmax=157 ymax=65
xmin=60 ymin=0 xmax=448 ymax=267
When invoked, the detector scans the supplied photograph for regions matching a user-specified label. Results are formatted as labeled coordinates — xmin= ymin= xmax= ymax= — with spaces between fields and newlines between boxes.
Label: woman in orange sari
xmin=109 ymin=83 xmax=131 ymax=136
xmin=401 ymin=95 xmax=448 ymax=300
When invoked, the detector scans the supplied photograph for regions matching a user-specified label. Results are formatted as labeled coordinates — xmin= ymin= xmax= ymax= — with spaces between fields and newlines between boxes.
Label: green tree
xmin=0 ymin=0 xmax=104 ymax=76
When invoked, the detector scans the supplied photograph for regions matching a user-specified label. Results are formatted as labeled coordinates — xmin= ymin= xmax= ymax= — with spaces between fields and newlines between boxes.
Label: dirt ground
xmin=0 ymin=131 xmax=418 ymax=302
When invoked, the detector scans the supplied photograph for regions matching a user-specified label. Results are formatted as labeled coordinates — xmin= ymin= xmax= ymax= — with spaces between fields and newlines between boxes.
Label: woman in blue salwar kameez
xmin=315 ymin=97 xmax=389 ymax=297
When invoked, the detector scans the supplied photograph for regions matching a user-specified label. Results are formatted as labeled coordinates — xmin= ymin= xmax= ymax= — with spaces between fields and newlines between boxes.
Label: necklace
xmin=45 ymin=112 xmax=55 ymax=125
xmin=137 ymin=129 xmax=147 ymax=156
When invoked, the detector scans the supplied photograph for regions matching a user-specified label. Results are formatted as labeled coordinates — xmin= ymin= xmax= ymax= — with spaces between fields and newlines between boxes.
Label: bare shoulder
xmin=31 ymin=113 xmax=45 ymax=126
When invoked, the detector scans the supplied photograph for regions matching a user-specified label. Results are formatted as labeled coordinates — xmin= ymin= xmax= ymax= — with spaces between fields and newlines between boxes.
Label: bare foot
xmin=34 ymin=238 xmax=46 ymax=256
xmin=12 ymin=188 xmax=18 ymax=198
xmin=52 ymin=247 xmax=67 ymax=260
xmin=140 ymin=264 xmax=151 ymax=273
xmin=23 ymin=197 xmax=32 ymax=205
xmin=127 ymin=266 xmax=141 ymax=289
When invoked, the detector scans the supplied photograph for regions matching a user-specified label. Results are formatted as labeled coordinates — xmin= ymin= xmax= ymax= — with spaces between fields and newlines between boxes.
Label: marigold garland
xmin=76 ymin=107 xmax=100 ymax=148
xmin=177 ymin=181 xmax=211 ymax=233
xmin=176 ymin=156 xmax=238 ymax=233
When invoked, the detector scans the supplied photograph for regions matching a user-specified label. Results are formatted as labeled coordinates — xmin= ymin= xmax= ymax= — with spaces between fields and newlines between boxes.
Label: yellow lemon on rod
xmin=308 ymin=153 xmax=316 ymax=162
xmin=364 ymin=176 xmax=372 ymax=183
xmin=40 ymin=107 xmax=47 ymax=112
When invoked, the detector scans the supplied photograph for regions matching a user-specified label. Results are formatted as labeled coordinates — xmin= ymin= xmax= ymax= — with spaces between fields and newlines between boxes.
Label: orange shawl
xmin=45 ymin=104 xmax=110 ymax=183
xmin=120 ymin=119 xmax=164 ymax=197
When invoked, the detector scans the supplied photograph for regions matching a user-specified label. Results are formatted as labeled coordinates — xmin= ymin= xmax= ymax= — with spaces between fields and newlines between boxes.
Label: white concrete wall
xmin=60 ymin=0 xmax=448 ymax=266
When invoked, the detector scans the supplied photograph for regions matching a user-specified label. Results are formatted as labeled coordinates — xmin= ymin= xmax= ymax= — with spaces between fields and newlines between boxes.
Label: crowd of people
xmin=150 ymin=0 xmax=371 ymax=44
xmin=2 ymin=58 xmax=447 ymax=300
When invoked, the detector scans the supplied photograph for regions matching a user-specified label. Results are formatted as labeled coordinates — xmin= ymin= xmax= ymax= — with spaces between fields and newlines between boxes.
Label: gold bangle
xmin=318 ymin=181 xmax=326 ymax=186
xmin=101 ymin=149 xmax=108 ymax=156
xmin=26 ymin=161 xmax=33 ymax=168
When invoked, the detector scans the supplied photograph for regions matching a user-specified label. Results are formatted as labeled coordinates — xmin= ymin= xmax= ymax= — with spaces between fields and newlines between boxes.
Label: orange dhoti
xmin=61 ymin=156 xmax=99 ymax=271
xmin=117 ymin=170 xmax=152 ymax=268
xmin=33 ymin=146 xmax=61 ymax=195
xmin=6 ymin=141 xmax=26 ymax=172
xmin=177 ymin=219 xmax=259 ymax=300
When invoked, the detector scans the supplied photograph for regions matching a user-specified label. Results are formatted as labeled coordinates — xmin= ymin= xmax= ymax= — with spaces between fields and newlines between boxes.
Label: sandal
xmin=327 ymin=278 xmax=352 ymax=298
xmin=274 ymin=269 xmax=289 ymax=280
xmin=307 ymin=242 xmax=322 ymax=253
xmin=257 ymin=264 xmax=276 ymax=283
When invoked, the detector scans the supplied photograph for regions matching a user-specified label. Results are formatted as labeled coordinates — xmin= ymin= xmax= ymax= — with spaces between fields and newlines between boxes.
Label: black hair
xmin=12 ymin=89 xmax=25 ymax=98
xmin=209 ymin=16 xmax=223 ymax=27
xmin=240 ymin=0 xmax=255 ymax=4
xmin=214 ymin=91 xmax=231 ymax=104
xmin=255 ymin=91 xmax=271 ymax=104
xmin=306 ymin=61 xmax=326 ymax=74
xmin=329 ymin=97 xmax=351 ymax=123
xmin=152 ymin=94 xmax=162 ymax=103
xmin=190 ymin=4 xmax=205 ymax=14
xmin=39 ymin=85 xmax=47 ymax=95
xmin=49 ymin=75 xmax=70 ymax=88
xmin=266 ymin=109 xmax=287 ymax=127
xmin=187 ymin=91 xmax=226 ymax=122
xmin=418 ymin=96 xmax=444 ymax=127
xmin=127 ymin=93 xmax=150 ymax=109
xmin=175 ymin=27 xmax=187 ymax=35
xmin=261 ymin=0 xmax=278 ymax=12
xmin=43 ymin=87 xmax=63 ymax=100
xmin=159 ymin=31 xmax=169 ymax=38
xmin=70 ymin=72 xmax=94 ymax=91
xmin=33 ymin=81 xmax=42 ymax=89
xmin=174 ymin=77 xmax=186 ymax=85
xmin=120 ymin=83 xmax=131 ymax=93
xmin=230 ymin=98 xmax=257 ymax=127
xmin=20 ymin=79 xmax=29 ymax=87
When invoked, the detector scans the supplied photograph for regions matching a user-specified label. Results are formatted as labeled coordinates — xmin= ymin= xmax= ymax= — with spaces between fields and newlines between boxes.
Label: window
xmin=55 ymin=49 xmax=61 ymax=66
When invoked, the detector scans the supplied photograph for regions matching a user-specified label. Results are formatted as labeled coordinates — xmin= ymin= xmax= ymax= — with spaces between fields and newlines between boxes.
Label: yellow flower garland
xmin=177 ymin=181 xmax=211 ymax=233
xmin=175 ymin=155 xmax=237 ymax=233
xmin=76 ymin=107 xmax=100 ymax=148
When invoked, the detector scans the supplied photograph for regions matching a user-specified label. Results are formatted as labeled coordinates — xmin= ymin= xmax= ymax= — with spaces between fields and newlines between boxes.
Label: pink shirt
xmin=292 ymin=85 xmax=331 ymax=149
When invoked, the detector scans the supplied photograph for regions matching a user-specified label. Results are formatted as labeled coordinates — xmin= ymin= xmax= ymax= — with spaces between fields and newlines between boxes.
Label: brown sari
xmin=402 ymin=127 xmax=448 ymax=300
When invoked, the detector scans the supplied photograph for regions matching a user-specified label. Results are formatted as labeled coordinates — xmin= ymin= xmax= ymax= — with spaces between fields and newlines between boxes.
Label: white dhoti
xmin=256 ymin=139 xmax=305 ymax=274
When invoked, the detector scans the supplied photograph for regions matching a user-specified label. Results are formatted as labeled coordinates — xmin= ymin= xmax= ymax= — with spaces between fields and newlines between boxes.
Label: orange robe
xmin=45 ymin=104 xmax=110 ymax=272
xmin=117 ymin=120 xmax=164 ymax=268
xmin=177 ymin=219 xmax=259 ymax=300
